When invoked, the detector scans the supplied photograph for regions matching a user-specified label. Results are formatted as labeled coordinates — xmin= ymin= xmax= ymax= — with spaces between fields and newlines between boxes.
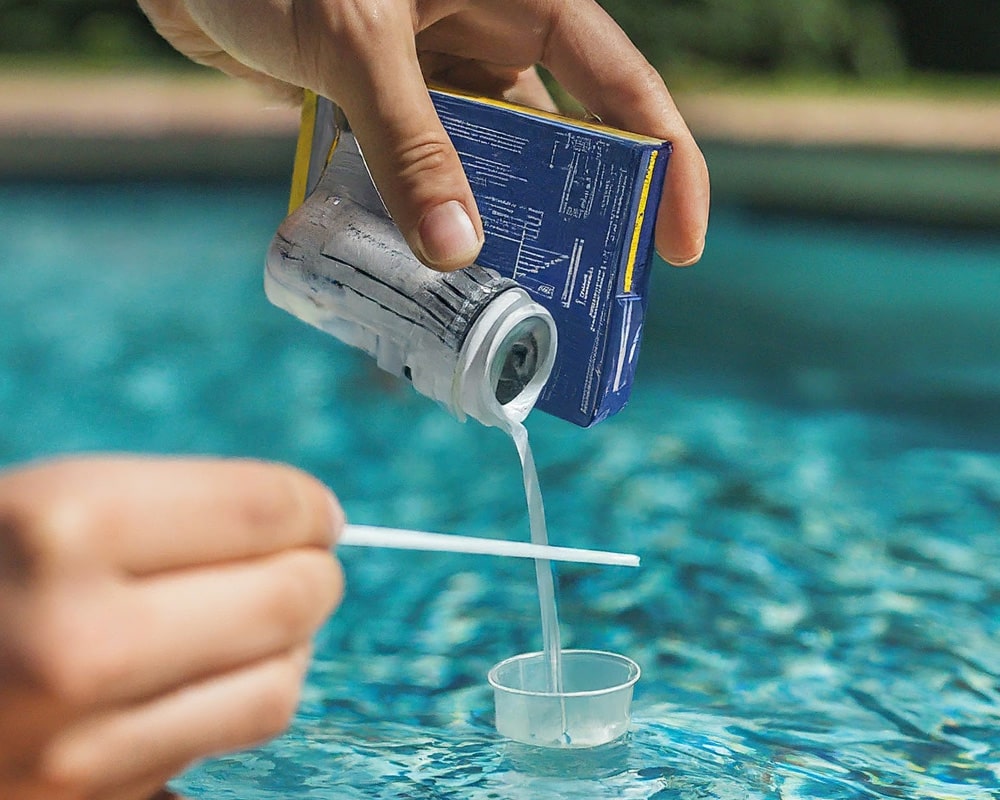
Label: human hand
xmin=138 ymin=0 xmax=709 ymax=271
xmin=0 ymin=457 xmax=343 ymax=800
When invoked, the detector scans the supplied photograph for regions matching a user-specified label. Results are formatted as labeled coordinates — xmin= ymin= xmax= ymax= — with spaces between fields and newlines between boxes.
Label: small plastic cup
xmin=488 ymin=650 xmax=640 ymax=748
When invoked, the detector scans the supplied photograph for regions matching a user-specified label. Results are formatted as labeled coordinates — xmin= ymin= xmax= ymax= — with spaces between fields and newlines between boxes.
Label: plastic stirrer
xmin=339 ymin=524 xmax=640 ymax=567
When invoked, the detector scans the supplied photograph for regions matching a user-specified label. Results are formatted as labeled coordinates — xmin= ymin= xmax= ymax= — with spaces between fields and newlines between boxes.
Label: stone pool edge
xmin=2 ymin=71 xmax=998 ymax=225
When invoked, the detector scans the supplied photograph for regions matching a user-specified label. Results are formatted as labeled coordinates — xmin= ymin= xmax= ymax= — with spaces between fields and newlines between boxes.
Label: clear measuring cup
xmin=488 ymin=650 xmax=640 ymax=748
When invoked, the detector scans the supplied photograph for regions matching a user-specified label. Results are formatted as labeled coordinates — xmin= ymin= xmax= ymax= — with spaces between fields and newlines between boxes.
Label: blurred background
xmin=1 ymin=0 xmax=999 ymax=76
xmin=3 ymin=7 xmax=997 ymax=798
xmin=1 ymin=0 xmax=998 ymax=441
xmin=2 ymin=0 xmax=997 ymax=215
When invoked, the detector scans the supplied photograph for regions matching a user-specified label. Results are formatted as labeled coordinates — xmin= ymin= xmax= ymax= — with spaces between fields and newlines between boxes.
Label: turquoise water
xmin=1 ymin=183 xmax=999 ymax=798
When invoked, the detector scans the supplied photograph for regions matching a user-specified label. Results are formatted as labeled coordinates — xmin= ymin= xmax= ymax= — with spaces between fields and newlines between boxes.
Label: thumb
xmin=335 ymin=43 xmax=484 ymax=271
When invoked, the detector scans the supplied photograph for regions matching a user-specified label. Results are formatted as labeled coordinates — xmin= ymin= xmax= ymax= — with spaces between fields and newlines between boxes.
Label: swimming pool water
xmin=1 ymin=182 xmax=998 ymax=798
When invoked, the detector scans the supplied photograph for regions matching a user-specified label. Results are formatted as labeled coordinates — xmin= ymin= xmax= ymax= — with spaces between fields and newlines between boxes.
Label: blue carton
xmin=431 ymin=90 xmax=670 ymax=426
xmin=290 ymin=89 xmax=670 ymax=427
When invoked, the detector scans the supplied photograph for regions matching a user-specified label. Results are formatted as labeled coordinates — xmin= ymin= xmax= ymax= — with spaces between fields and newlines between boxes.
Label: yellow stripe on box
xmin=623 ymin=149 xmax=659 ymax=293
xmin=288 ymin=90 xmax=319 ymax=214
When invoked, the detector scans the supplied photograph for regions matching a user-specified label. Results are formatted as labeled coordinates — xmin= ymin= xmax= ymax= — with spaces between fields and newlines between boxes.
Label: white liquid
xmin=507 ymin=420 xmax=564 ymax=694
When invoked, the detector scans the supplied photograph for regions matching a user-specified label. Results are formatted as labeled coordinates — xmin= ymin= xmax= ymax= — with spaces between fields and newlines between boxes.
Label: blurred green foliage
xmin=601 ymin=0 xmax=907 ymax=79
xmin=0 ymin=0 xmax=997 ymax=77
xmin=0 ymin=0 xmax=179 ymax=64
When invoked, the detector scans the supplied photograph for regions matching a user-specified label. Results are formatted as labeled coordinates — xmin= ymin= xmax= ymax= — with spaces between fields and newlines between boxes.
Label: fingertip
xmin=661 ymin=244 xmax=706 ymax=268
xmin=324 ymin=489 xmax=346 ymax=547
xmin=414 ymin=200 xmax=484 ymax=270
xmin=656 ymin=140 xmax=710 ymax=269
xmin=655 ymin=212 xmax=709 ymax=269
xmin=276 ymin=464 xmax=344 ymax=550
xmin=324 ymin=553 xmax=346 ymax=617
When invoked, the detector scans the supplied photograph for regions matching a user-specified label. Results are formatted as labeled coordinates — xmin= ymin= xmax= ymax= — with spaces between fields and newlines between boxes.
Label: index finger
xmin=541 ymin=2 xmax=710 ymax=265
xmin=3 ymin=457 xmax=342 ymax=576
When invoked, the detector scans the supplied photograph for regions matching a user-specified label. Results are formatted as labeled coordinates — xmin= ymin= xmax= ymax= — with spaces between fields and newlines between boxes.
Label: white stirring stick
xmin=339 ymin=524 xmax=640 ymax=567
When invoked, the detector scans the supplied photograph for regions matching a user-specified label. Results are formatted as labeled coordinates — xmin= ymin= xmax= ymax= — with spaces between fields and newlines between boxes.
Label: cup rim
xmin=487 ymin=649 xmax=641 ymax=699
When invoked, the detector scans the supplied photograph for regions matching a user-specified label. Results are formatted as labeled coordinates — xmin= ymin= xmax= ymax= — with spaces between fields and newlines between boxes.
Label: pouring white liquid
xmin=485 ymin=427 xmax=642 ymax=748
xmin=266 ymin=104 xmax=639 ymax=747
xmin=507 ymin=419 xmax=564 ymax=695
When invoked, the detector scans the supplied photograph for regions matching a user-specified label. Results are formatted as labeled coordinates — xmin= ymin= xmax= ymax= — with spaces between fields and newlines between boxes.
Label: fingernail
xmin=663 ymin=239 xmax=706 ymax=267
xmin=416 ymin=201 xmax=482 ymax=269
xmin=664 ymin=249 xmax=704 ymax=267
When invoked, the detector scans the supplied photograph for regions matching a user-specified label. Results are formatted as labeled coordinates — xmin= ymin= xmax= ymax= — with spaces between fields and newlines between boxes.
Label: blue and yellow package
xmin=285 ymin=88 xmax=670 ymax=427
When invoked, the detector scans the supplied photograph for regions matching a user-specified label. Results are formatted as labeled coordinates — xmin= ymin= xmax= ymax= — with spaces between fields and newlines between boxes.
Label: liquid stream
xmin=507 ymin=420 xmax=564 ymax=695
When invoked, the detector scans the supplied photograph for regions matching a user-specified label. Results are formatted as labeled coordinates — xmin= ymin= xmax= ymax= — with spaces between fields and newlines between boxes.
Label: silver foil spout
xmin=265 ymin=108 xmax=556 ymax=427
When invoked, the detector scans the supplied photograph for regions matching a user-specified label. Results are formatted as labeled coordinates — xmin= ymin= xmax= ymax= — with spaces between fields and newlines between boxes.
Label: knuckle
xmin=57 ymin=648 xmax=125 ymax=709
xmin=36 ymin=745 xmax=98 ymax=800
xmin=27 ymin=595 xmax=124 ymax=707
xmin=0 ymin=466 xmax=97 ymax=576
xmin=30 ymin=498 xmax=94 ymax=565
xmin=393 ymin=135 xmax=458 ymax=190
xmin=31 ymin=638 xmax=99 ymax=708
xmin=294 ymin=0 xmax=399 ymax=74
xmin=616 ymin=61 xmax=665 ymax=110
xmin=330 ymin=0 xmax=396 ymax=43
